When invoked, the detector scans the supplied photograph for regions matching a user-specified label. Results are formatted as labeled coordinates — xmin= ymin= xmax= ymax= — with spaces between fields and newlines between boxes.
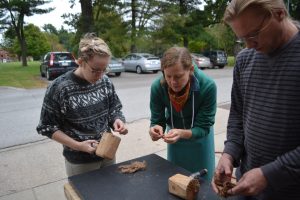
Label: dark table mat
xmin=69 ymin=154 xmax=236 ymax=200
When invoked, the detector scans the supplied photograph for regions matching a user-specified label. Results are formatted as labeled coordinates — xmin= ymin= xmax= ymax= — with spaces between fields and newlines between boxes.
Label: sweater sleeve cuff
xmin=223 ymin=142 xmax=242 ymax=168
xmin=191 ymin=127 xmax=207 ymax=140
xmin=261 ymin=160 xmax=286 ymax=189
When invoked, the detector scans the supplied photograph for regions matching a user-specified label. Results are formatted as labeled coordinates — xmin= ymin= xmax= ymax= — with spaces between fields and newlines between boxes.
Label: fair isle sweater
xmin=37 ymin=71 xmax=125 ymax=164
xmin=224 ymin=31 xmax=300 ymax=199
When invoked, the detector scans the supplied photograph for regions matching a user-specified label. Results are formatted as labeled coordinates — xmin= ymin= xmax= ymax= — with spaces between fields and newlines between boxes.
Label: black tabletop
xmin=69 ymin=154 xmax=236 ymax=200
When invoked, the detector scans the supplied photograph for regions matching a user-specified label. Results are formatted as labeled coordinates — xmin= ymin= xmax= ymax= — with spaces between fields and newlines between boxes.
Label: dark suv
xmin=203 ymin=50 xmax=227 ymax=69
xmin=40 ymin=52 xmax=78 ymax=80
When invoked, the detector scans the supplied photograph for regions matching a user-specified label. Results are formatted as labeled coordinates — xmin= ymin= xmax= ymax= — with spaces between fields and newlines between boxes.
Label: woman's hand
xmin=149 ymin=125 xmax=164 ymax=141
xmin=164 ymin=129 xmax=182 ymax=144
xmin=75 ymin=140 xmax=99 ymax=154
xmin=113 ymin=119 xmax=128 ymax=135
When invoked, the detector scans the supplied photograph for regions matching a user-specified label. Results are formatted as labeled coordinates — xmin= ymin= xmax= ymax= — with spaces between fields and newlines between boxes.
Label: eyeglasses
xmin=238 ymin=13 xmax=273 ymax=43
xmin=85 ymin=61 xmax=108 ymax=75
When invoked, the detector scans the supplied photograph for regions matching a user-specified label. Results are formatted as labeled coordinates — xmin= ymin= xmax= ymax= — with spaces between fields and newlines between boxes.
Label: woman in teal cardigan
xmin=149 ymin=47 xmax=216 ymax=181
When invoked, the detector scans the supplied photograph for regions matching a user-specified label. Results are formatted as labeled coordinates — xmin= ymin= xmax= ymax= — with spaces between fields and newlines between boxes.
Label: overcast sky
xmin=25 ymin=0 xmax=81 ymax=31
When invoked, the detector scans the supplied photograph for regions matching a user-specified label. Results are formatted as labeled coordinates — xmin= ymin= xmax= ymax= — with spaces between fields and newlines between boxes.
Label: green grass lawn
xmin=0 ymin=61 xmax=48 ymax=88
xmin=227 ymin=56 xmax=236 ymax=67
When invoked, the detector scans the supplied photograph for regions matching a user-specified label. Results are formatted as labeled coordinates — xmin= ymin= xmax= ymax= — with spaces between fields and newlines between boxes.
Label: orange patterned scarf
xmin=168 ymin=81 xmax=191 ymax=112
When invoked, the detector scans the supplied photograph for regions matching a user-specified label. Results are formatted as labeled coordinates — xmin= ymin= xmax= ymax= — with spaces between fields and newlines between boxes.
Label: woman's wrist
xmin=179 ymin=129 xmax=192 ymax=139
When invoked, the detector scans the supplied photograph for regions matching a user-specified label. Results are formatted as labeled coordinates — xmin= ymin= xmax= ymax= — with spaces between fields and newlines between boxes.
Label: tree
xmin=93 ymin=1 xmax=129 ymax=57
xmin=79 ymin=0 xmax=94 ymax=33
xmin=43 ymin=23 xmax=58 ymax=35
xmin=68 ymin=0 xmax=94 ymax=40
xmin=43 ymin=32 xmax=66 ymax=53
xmin=285 ymin=0 xmax=300 ymax=20
xmin=122 ymin=0 xmax=168 ymax=52
xmin=202 ymin=0 xmax=230 ymax=26
xmin=0 ymin=0 xmax=53 ymax=66
xmin=12 ymin=24 xmax=50 ymax=60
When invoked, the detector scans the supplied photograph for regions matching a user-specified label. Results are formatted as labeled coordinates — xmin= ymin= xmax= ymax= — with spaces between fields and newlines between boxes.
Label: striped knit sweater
xmin=224 ymin=31 xmax=300 ymax=200
xmin=37 ymin=71 xmax=125 ymax=164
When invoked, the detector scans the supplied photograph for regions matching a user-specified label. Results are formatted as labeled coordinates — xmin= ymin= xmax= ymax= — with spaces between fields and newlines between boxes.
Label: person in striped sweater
xmin=212 ymin=0 xmax=300 ymax=200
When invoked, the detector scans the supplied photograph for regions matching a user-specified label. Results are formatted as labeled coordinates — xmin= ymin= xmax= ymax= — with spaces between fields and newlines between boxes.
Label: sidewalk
xmin=0 ymin=107 xmax=230 ymax=200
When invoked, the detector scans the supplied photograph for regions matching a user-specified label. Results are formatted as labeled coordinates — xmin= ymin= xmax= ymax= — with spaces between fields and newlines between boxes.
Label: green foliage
xmin=43 ymin=24 xmax=58 ymax=35
xmin=25 ymin=24 xmax=50 ymax=60
xmin=57 ymin=28 xmax=76 ymax=53
xmin=189 ymin=40 xmax=209 ymax=53
xmin=227 ymin=56 xmax=235 ymax=67
xmin=285 ymin=0 xmax=300 ymax=20
xmin=43 ymin=32 xmax=65 ymax=52
xmin=0 ymin=0 xmax=54 ymax=66
xmin=203 ymin=0 xmax=230 ymax=25
xmin=205 ymin=23 xmax=236 ymax=55
xmin=93 ymin=3 xmax=130 ymax=57
xmin=12 ymin=24 xmax=51 ymax=60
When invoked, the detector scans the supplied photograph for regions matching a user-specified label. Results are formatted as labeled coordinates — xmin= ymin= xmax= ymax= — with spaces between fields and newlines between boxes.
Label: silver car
xmin=122 ymin=53 xmax=161 ymax=74
xmin=191 ymin=53 xmax=212 ymax=69
xmin=107 ymin=57 xmax=125 ymax=77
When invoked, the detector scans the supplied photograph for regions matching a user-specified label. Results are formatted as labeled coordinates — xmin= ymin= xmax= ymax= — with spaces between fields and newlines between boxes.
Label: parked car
xmin=122 ymin=53 xmax=161 ymax=74
xmin=40 ymin=52 xmax=78 ymax=80
xmin=203 ymin=50 xmax=227 ymax=69
xmin=106 ymin=57 xmax=125 ymax=77
xmin=191 ymin=53 xmax=212 ymax=69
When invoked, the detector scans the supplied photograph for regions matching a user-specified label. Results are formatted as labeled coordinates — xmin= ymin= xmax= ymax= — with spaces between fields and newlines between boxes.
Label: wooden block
xmin=168 ymin=174 xmax=200 ymax=200
xmin=64 ymin=183 xmax=81 ymax=200
xmin=96 ymin=132 xmax=121 ymax=159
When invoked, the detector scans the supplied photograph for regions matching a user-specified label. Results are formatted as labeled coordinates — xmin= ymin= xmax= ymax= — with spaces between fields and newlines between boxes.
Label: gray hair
xmin=78 ymin=33 xmax=111 ymax=61
xmin=223 ymin=0 xmax=288 ymax=23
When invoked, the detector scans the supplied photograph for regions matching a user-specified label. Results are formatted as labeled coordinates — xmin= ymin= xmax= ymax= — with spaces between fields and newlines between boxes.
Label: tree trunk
xmin=79 ymin=0 xmax=94 ymax=34
xmin=183 ymin=35 xmax=188 ymax=48
xmin=179 ymin=0 xmax=188 ymax=47
xmin=19 ymin=16 xmax=27 ymax=66
xmin=20 ymin=38 xmax=27 ymax=66
xmin=179 ymin=0 xmax=186 ymax=15
xmin=130 ymin=0 xmax=137 ymax=53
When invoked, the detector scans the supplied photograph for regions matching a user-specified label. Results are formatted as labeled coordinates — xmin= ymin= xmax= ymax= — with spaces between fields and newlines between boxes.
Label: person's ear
xmin=274 ymin=9 xmax=286 ymax=21
xmin=77 ymin=58 xmax=83 ymax=66
xmin=189 ymin=66 xmax=194 ymax=75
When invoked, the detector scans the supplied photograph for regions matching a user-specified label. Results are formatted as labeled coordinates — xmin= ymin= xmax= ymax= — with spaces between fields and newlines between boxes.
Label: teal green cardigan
xmin=150 ymin=66 xmax=217 ymax=181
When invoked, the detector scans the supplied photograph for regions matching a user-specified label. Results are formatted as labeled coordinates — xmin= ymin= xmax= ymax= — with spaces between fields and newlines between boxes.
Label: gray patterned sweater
xmin=224 ymin=31 xmax=300 ymax=199
xmin=37 ymin=71 xmax=125 ymax=164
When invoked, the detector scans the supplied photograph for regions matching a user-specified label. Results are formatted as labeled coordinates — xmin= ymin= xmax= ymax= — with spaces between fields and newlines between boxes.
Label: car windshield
xmin=192 ymin=53 xmax=204 ymax=57
xmin=110 ymin=57 xmax=120 ymax=63
xmin=141 ymin=54 xmax=155 ymax=58
xmin=217 ymin=52 xmax=226 ymax=56
xmin=54 ymin=53 xmax=74 ymax=61
xmin=111 ymin=57 xmax=118 ymax=61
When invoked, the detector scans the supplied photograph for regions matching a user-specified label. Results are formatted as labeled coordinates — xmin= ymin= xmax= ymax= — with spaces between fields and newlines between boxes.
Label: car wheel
xmin=46 ymin=68 xmax=52 ymax=80
xmin=153 ymin=70 xmax=158 ymax=73
xmin=219 ymin=65 xmax=225 ymax=69
xmin=136 ymin=66 xmax=142 ymax=74
xmin=115 ymin=72 xmax=121 ymax=76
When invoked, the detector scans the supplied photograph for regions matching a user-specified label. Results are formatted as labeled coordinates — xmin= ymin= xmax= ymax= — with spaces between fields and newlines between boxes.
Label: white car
xmin=191 ymin=53 xmax=212 ymax=69
xmin=107 ymin=57 xmax=125 ymax=77
xmin=122 ymin=53 xmax=161 ymax=74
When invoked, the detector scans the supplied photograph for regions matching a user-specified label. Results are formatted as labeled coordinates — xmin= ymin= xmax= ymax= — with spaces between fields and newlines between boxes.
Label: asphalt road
xmin=0 ymin=67 xmax=233 ymax=149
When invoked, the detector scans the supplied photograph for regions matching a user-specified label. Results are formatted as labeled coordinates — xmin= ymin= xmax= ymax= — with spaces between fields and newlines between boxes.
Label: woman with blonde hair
xmin=37 ymin=33 xmax=128 ymax=177
xmin=149 ymin=47 xmax=217 ymax=181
